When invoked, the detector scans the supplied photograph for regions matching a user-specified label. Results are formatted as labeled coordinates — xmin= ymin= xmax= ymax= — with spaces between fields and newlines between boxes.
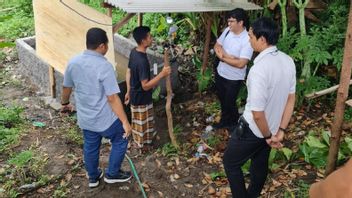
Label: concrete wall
xmin=15 ymin=34 xmax=179 ymax=102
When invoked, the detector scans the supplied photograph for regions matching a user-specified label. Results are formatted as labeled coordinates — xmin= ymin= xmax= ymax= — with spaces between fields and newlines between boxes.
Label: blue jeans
xmin=83 ymin=119 xmax=128 ymax=180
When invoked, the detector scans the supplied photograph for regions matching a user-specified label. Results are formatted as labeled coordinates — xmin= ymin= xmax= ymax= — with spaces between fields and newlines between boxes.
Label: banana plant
xmin=293 ymin=0 xmax=309 ymax=37
xmin=278 ymin=0 xmax=288 ymax=37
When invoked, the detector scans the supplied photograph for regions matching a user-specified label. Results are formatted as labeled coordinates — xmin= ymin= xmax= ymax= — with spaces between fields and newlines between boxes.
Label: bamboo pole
xmin=305 ymin=80 xmax=352 ymax=99
xmin=137 ymin=13 xmax=143 ymax=26
xmin=164 ymin=48 xmax=179 ymax=149
xmin=325 ymin=2 xmax=352 ymax=176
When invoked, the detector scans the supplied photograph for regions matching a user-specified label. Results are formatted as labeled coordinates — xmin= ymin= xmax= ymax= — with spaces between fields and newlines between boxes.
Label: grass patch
xmin=65 ymin=126 xmax=83 ymax=145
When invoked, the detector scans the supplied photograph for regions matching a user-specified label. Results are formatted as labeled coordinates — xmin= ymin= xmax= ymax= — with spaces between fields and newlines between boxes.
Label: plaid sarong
xmin=131 ymin=103 xmax=156 ymax=147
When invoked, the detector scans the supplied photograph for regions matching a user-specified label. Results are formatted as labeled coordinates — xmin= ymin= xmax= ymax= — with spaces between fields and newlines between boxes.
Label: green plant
xmin=344 ymin=107 xmax=352 ymax=121
xmin=210 ymin=171 xmax=226 ymax=180
xmin=296 ymin=76 xmax=331 ymax=106
xmin=152 ymin=86 xmax=161 ymax=102
xmin=204 ymin=101 xmax=220 ymax=115
xmin=53 ymin=181 xmax=69 ymax=198
xmin=206 ymin=135 xmax=220 ymax=148
xmin=192 ymin=56 xmax=213 ymax=92
xmin=0 ymin=105 xmax=23 ymax=128
xmin=8 ymin=150 xmax=33 ymax=182
xmin=160 ymin=143 xmax=178 ymax=157
xmin=173 ymin=124 xmax=183 ymax=136
xmin=65 ymin=126 xmax=83 ymax=145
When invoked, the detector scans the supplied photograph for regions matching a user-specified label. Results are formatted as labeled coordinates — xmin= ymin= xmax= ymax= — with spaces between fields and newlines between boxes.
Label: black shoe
xmin=104 ymin=170 xmax=132 ymax=183
xmin=212 ymin=122 xmax=226 ymax=130
xmin=88 ymin=169 xmax=104 ymax=188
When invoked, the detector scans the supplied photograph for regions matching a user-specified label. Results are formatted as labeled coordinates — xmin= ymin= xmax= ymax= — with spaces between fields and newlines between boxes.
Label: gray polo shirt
xmin=63 ymin=50 xmax=120 ymax=132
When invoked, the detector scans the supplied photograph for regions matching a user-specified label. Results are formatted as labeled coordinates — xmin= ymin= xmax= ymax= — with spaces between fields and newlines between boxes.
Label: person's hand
xmin=161 ymin=66 xmax=171 ymax=77
xmin=60 ymin=104 xmax=74 ymax=114
xmin=124 ymin=92 xmax=130 ymax=105
xmin=122 ymin=121 xmax=132 ymax=139
xmin=272 ymin=130 xmax=284 ymax=142
xmin=215 ymin=46 xmax=224 ymax=60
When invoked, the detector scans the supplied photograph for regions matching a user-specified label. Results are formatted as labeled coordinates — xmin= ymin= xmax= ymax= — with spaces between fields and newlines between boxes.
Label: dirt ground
xmin=1 ymin=50 xmax=349 ymax=198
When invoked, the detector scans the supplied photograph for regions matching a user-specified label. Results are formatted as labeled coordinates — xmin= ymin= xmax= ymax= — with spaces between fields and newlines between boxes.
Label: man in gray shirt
xmin=61 ymin=28 xmax=132 ymax=188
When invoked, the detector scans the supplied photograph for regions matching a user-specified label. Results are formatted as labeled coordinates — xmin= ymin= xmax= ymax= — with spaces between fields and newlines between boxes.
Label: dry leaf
xmin=67 ymin=159 xmax=75 ymax=165
xmin=157 ymin=191 xmax=164 ymax=197
xmin=73 ymin=185 xmax=80 ymax=189
xmin=208 ymin=186 xmax=216 ymax=195
xmin=184 ymin=183 xmax=193 ymax=188
xmin=155 ymin=159 xmax=161 ymax=168
xmin=174 ymin=174 xmax=180 ymax=180
xmin=64 ymin=174 xmax=72 ymax=182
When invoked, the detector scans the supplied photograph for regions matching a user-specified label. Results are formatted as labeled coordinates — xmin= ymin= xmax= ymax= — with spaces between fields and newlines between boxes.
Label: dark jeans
xmin=82 ymin=119 xmax=128 ymax=180
xmin=215 ymin=72 xmax=242 ymax=127
xmin=223 ymin=117 xmax=271 ymax=198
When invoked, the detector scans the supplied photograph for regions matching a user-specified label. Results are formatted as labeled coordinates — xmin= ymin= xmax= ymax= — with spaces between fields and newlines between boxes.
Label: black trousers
xmin=215 ymin=72 xmax=242 ymax=127
xmin=223 ymin=118 xmax=271 ymax=198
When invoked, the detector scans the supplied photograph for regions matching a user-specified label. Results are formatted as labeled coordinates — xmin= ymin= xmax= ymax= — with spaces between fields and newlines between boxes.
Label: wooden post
xmin=164 ymin=48 xmax=179 ymax=149
xmin=49 ymin=66 xmax=56 ymax=98
xmin=325 ymin=3 xmax=352 ymax=176
xmin=137 ymin=13 xmax=143 ymax=26
xmin=107 ymin=7 xmax=112 ymax=17
xmin=113 ymin=13 xmax=136 ymax=33
xmin=201 ymin=12 xmax=213 ymax=74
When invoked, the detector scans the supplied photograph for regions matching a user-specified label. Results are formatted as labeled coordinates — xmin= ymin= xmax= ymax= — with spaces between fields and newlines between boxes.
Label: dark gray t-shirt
xmin=128 ymin=48 xmax=152 ymax=105
xmin=63 ymin=50 xmax=120 ymax=132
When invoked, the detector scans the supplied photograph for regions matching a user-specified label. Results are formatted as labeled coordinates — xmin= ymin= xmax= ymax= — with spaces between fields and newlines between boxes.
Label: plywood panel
xmin=33 ymin=0 xmax=116 ymax=74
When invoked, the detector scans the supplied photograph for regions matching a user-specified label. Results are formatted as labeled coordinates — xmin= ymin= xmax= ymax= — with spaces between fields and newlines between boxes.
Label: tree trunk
xmin=201 ymin=12 xmax=213 ymax=74
xmin=325 ymin=2 xmax=352 ymax=176
xmin=164 ymin=49 xmax=179 ymax=149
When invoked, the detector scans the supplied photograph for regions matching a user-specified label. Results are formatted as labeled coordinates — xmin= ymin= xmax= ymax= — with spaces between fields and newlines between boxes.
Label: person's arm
xmin=141 ymin=66 xmax=171 ymax=91
xmin=272 ymin=93 xmax=295 ymax=142
xmin=124 ymin=68 xmax=131 ymax=105
xmin=221 ymin=56 xmax=249 ymax=68
xmin=61 ymin=87 xmax=72 ymax=105
xmin=252 ymin=111 xmax=271 ymax=138
xmin=107 ymin=94 xmax=131 ymax=138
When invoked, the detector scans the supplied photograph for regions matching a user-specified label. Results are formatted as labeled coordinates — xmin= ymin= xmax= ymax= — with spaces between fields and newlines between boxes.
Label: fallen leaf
xmin=184 ymin=183 xmax=193 ymax=188
xmin=67 ymin=159 xmax=75 ymax=165
xmin=65 ymin=173 xmax=72 ymax=182
xmin=73 ymin=185 xmax=80 ymax=189
xmin=155 ymin=159 xmax=161 ymax=168
xmin=157 ymin=191 xmax=164 ymax=197
xmin=174 ymin=174 xmax=180 ymax=180
xmin=208 ymin=186 xmax=216 ymax=195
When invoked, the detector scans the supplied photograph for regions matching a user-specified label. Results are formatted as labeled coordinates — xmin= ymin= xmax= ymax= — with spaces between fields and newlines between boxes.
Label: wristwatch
xmin=279 ymin=127 xmax=287 ymax=133
xmin=264 ymin=133 xmax=272 ymax=139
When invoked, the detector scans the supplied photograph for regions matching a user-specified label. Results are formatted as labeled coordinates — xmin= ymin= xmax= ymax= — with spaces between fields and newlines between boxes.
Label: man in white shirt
xmin=223 ymin=17 xmax=296 ymax=198
xmin=213 ymin=8 xmax=253 ymax=131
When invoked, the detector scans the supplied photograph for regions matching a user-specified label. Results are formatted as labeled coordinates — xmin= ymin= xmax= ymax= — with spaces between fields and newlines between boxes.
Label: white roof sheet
xmin=104 ymin=0 xmax=262 ymax=13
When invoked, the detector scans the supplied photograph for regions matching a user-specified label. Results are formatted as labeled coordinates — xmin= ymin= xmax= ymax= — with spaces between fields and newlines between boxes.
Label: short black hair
xmin=250 ymin=17 xmax=279 ymax=45
xmin=132 ymin=26 xmax=151 ymax=45
xmin=226 ymin=8 xmax=249 ymax=29
xmin=86 ymin=27 xmax=108 ymax=50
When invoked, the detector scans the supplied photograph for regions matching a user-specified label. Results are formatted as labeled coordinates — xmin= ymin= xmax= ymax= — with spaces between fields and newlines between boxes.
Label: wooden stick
xmin=201 ymin=12 xmax=212 ymax=74
xmin=113 ymin=13 xmax=135 ymax=33
xmin=137 ymin=13 xmax=143 ymax=26
xmin=325 ymin=2 xmax=352 ymax=176
xmin=305 ymin=79 xmax=352 ymax=99
xmin=49 ymin=66 xmax=56 ymax=98
xmin=164 ymin=48 xmax=179 ymax=149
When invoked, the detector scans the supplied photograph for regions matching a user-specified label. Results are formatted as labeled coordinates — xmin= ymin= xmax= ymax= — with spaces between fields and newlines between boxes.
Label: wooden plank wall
xmin=33 ymin=0 xmax=116 ymax=74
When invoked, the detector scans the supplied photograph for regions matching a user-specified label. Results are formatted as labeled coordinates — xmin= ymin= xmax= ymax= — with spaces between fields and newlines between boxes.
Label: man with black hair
xmin=61 ymin=27 xmax=132 ymax=188
xmin=223 ymin=17 xmax=296 ymax=197
xmin=213 ymin=8 xmax=253 ymax=131
xmin=125 ymin=26 xmax=171 ymax=148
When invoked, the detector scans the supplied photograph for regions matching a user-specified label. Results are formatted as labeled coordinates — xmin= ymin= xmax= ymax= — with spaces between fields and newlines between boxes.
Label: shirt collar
xmin=231 ymin=29 xmax=247 ymax=38
xmin=253 ymin=46 xmax=278 ymax=64
xmin=83 ymin=50 xmax=106 ymax=59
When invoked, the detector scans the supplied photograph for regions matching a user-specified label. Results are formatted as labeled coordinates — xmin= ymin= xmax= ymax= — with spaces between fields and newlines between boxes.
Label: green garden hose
xmin=125 ymin=154 xmax=147 ymax=198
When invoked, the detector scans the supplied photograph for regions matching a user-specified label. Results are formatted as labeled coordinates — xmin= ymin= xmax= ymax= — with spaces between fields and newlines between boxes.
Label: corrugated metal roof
xmin=104 ymin=0 xmax=261 ymax=13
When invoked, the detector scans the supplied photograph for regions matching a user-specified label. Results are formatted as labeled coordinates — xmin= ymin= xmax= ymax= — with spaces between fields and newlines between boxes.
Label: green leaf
xmin=345 ymin=137 xmax=352 ymax=153
xmin=0 ymin=42 xmax=15 ymax=48
xmin=281 ymin=147 xmax=293 ymax=161
xmin=322 ymin=130 xmax=331 ymax=146
xmin=8 ymin=150 xmax=33 ymax=167
xmin=152 ymin=86 xmax=161 ymax=101
xmin=305 ymin=135 xmax=326 ymax=148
